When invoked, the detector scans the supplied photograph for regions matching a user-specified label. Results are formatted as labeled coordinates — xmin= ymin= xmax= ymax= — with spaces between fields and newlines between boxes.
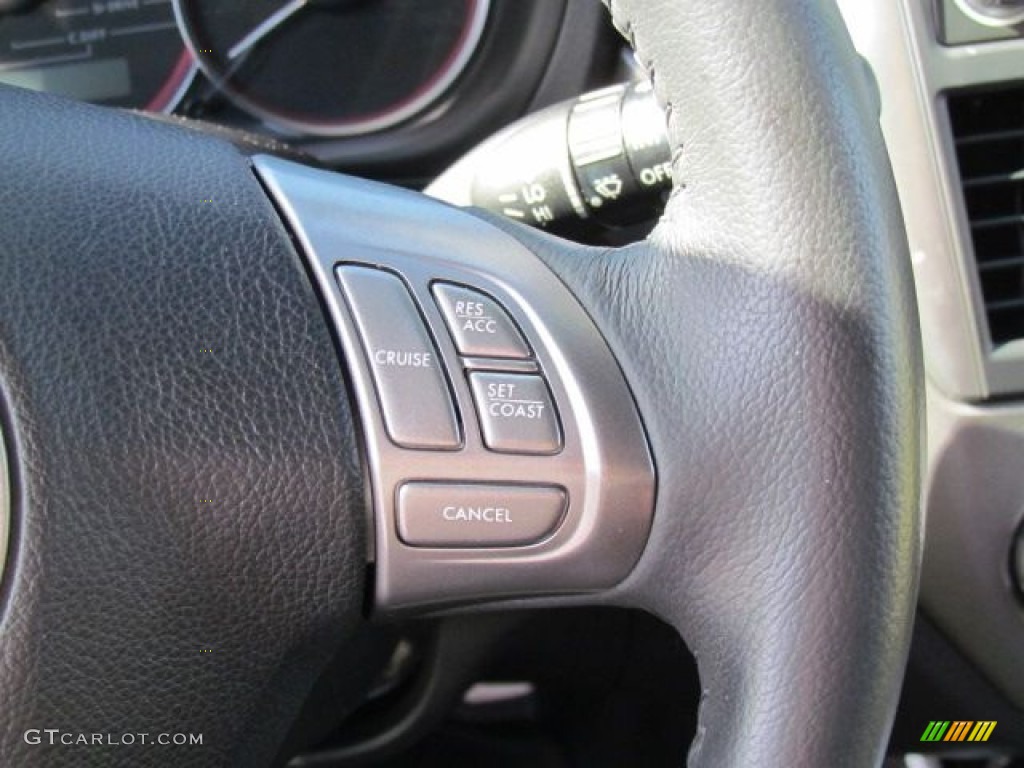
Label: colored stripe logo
xmin=920 ymin=721 xmax=996 ymax=742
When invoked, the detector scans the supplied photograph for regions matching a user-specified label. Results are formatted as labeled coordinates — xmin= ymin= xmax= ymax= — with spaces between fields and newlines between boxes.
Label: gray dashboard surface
xmin=839 ymin=0 xmax=1024 ymax=714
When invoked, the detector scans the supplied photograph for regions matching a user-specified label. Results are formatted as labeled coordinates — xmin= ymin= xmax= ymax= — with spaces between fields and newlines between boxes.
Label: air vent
xmin=948 ymin=86 xmax=1024 ymax=346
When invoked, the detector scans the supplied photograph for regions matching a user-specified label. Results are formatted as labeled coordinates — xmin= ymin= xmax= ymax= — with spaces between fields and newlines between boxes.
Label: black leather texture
xmin=0 ymin=86 xmax=367 ymax=766
xmin=490 ymin=0 xmax=924 ymax=765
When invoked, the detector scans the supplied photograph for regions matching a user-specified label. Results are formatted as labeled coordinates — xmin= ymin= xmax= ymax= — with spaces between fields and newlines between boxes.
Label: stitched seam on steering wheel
xmin=606 ymin=0 xmax=687 ymax=232
xmin=602 ymin=9 xmax=710 ymax=766
xmin=602 ymin=10 xmax=707 ymax=764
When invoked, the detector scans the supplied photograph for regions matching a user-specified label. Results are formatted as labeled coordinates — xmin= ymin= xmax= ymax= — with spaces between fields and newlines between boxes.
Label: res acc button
xmin=397 ymin=483 xmax=567 ymax=548
xmin=432 ymin=283 xmax=531 ymax=359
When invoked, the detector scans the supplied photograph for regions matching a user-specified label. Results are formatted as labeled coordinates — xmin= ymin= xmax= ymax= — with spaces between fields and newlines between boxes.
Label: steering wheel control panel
xmin=335 ymin=265 xmax=568 ymax=548
xmin=254 ymin=155 xmax=655 ymax=612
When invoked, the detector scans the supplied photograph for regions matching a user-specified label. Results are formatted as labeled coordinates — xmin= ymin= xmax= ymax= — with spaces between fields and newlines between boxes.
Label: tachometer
xmin=173 ymin=0 xmax=490 ymax=137
xmin=0 ymin=0 xmax=193 ymax=111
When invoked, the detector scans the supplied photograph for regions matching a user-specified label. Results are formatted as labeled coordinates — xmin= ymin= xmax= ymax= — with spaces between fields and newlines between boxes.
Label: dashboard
xmin=0 ymin=0 xmax=621 ymax=183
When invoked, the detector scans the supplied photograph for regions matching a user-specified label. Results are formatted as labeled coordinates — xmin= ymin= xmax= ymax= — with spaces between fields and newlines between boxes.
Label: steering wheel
xmin=0 ymin=0 xmax=922 ymax=765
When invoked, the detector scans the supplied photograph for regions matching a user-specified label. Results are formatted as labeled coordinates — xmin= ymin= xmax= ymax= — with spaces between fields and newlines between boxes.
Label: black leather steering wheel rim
xmin=0 ymin=0 xmax=922 ymax=766
xmin=517 ymin=0 xmax=924 ymax=762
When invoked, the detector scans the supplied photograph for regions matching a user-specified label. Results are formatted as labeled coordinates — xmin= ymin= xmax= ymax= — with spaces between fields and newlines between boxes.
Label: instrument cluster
xmin=0 ymin=0 xmax=490 ymax=138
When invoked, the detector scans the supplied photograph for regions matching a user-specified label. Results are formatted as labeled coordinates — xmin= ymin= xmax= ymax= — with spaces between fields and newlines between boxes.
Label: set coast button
xmin=336 ymin=266 xmax=460 ymax=450
xmin=432 ymin=283 xmax=531 ymax=359
xmin=397 ymin=483 xmax=567 ymax=547
xmin=468 ymin=372 xmax=562 ymax=454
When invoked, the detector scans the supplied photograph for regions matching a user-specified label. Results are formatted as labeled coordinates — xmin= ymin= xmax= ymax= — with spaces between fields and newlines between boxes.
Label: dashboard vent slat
xmin=949 ymin=87 xmax=1024 ymax=346
xmin=962 ymin=172 xmax=1024 ymax=190
xmin=969 ymin=214 xmax=1024 ymax=230
xmin=978 ymin=255 xmax=1024 ymax=272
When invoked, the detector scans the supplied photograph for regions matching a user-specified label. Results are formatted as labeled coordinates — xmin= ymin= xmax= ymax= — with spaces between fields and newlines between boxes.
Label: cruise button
xmin=469 ymin=372 xmax=562 ymax=454
xmin=336 ymin=266 xmax=460 ymax=450
xmin=398 ymin=483 xmax=567 ymax=547
xmin=433 ymin=283 xmax=531 ymax=359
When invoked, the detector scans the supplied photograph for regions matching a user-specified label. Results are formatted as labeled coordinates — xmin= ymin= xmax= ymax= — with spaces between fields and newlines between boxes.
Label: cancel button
xmin=397 ymin=483 xmax=567 ymax=548
xmin=442 ymin=505 xmax=513 ymax=523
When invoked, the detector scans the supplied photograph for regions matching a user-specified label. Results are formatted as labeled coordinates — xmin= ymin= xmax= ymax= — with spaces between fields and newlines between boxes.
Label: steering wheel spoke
xmin=255 ymin=156 xmax=656 ymax=612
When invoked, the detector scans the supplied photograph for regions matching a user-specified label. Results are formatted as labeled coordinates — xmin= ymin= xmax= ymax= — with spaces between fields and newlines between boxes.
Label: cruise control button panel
xmin=398 ymin=483 xmax=566 ymax=548
xmin=433 ymin=282 xmax=531 ymax=359
xmin=254 ymin=155 xmax=654 ymax=612
xmin=336 ymin=266 xmax=460 ymax=450
xmin=469 ymin=372 xmax=562 ymax=454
